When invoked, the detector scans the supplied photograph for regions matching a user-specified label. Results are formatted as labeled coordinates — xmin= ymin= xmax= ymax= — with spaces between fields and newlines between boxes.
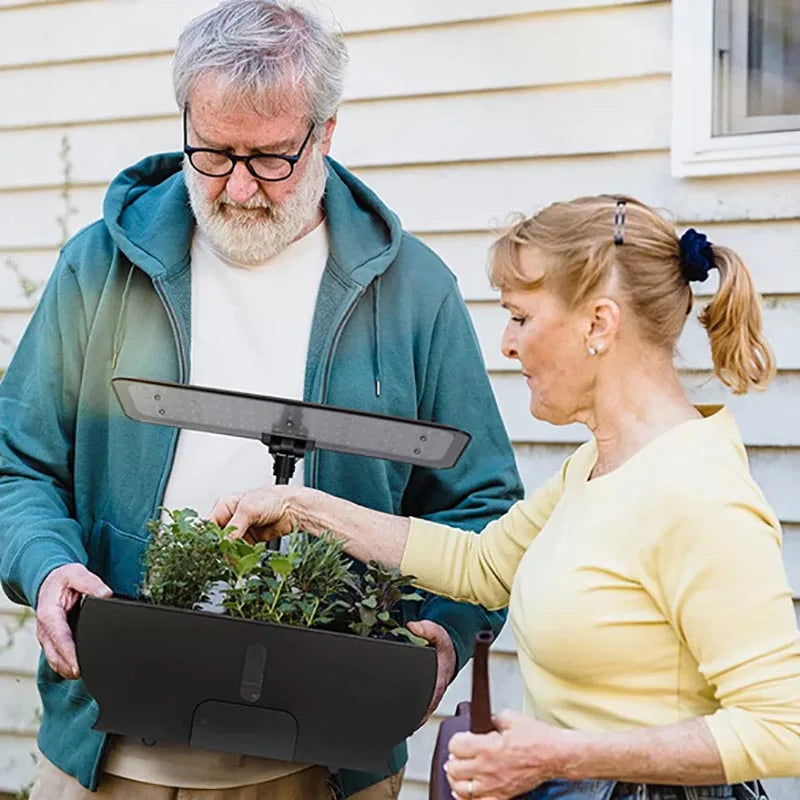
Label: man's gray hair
xmin=173 ymin=0 xmax=348 ymax=124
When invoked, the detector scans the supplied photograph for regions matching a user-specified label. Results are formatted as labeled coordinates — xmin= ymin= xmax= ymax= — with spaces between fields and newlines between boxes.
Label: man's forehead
xmin=187 ymin=92 xmax=308 ymax=149
xmin=190 ymin=71 xmax=306 ymax=118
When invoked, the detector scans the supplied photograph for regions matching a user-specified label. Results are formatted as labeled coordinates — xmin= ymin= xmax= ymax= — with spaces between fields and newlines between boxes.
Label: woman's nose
xmin=501 ymin=325 xmax=518 ymax=360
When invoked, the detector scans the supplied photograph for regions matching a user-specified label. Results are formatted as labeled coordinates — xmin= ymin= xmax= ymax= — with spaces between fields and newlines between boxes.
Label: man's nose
xmin=225 ymin=161 xmax=259 ymax=204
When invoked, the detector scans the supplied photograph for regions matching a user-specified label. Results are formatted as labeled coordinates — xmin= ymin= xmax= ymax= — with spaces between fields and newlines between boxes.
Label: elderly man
xmin=0 ymin=1 xmax=522 ymax=798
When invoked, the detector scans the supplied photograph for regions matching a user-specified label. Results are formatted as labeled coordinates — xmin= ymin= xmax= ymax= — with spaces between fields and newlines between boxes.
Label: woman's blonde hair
xmin=489 ymin=195 xmax=775 ymax=394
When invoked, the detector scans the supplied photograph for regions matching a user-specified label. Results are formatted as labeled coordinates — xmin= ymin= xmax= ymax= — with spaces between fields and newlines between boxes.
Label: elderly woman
xmin=212 ymin=195 xmax=800 ymax=800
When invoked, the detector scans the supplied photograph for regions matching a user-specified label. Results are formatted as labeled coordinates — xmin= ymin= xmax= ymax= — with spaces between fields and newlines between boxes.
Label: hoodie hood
xmin=102 ymin=152 xmax=403 ymax=285
xmin=103 ymin=152 xmax=403 ymax=398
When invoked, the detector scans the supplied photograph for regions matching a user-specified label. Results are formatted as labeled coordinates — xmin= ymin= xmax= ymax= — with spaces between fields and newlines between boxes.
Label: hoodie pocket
xmin=86 ymin=519 xmax=149 ymax=597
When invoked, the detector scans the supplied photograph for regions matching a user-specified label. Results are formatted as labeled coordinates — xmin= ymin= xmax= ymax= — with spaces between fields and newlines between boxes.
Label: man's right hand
xmin=36 ymin=564 xmax=112 ymax=679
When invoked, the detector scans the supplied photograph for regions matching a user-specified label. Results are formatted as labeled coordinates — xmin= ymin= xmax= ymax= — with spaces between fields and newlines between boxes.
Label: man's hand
xmin=406 ymin=620 xmax=457 ymax=727
xmin=36 ymin=564 xmax=112 ymax=679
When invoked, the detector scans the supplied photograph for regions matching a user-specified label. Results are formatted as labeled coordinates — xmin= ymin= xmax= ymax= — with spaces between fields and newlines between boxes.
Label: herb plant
xmin=141 ymin=509 xmax=426 ymax=646
xmin=141 ymin=508 xmax=229 ymax=609
xmin=345 ymin=562 xmax=426 ymax=644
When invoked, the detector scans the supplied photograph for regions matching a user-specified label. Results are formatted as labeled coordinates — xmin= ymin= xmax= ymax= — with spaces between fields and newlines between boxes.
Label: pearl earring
xmin=588 ymin=346 xmax=598 ymax=356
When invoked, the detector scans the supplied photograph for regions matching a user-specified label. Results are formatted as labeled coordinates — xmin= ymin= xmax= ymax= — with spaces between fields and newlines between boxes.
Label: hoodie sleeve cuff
xmin=3 ymin=533 xmax=87 ymax=608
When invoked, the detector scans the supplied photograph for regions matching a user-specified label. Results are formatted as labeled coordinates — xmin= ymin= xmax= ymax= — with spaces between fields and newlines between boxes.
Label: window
xmin=714 ymin=0 xmax=800 ymax=135
xmin=672 ymin=0 xmax=800 ymax=176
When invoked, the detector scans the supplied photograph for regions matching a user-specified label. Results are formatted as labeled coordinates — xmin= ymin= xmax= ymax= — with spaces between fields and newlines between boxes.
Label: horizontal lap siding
xmin=0 ymin=0 xmax=797 ymax=796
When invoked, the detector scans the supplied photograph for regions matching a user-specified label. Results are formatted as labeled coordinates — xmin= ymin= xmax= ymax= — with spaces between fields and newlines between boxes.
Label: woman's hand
xmin=445 ymin=710 xmax=571 ymax=800
xmin=212 ymin=485 xmax=409 ymax=567
xmin=211 ymin=486 xmax=297 ymax=542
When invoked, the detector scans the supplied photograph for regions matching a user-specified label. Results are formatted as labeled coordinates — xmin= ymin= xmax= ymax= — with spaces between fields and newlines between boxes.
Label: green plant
xmin=223 ymin=532 xmax=355 ymax=629
xmin=140 ymin=509 xmax=426 ymax=645
xmin=14 ymin=782 xmax=32 ymax=800
xmin=346 ymin=561 xmax=426 ymax=644
xmin=142 ymin=509 xmax=229 ymax=609
xmin=0 ymin=607 xmax=34 ymax=658
xmin=4 ymin=259 xmax=39 ymax=302
xmin=56 ymin=135 xmax=79 ymax=245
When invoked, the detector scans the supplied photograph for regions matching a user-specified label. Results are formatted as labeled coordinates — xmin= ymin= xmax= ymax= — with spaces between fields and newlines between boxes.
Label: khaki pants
xmin=30 ymin=758 xmax=404 ymax=800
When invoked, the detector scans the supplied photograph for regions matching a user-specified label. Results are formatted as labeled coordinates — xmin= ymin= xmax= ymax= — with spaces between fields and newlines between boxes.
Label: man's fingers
xmin=39 ymin=636 xmax=74 ymax=679
xmin=37 ymin=607 xmax=79 ymax=678
xmin=36 ymin=564 xmax=111 ymax=679
xmin=406 ymin=620 xmax=442 ymax=644
xmin=51 ymin=621 xmax=80 ymax=678
xmin=43 ymin=563 xmax=112 ymax=601
xmin=67 ymin=568 xmax=112 ymax=599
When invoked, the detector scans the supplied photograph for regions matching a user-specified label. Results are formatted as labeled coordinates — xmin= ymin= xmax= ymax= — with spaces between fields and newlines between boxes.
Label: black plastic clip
xmin=614 ymin=200 xmax=627 ymax=246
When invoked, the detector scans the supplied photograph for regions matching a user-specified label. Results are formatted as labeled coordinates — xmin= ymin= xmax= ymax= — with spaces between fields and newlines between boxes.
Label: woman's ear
xmin=584 ymin=296 xmax=621 ymax=354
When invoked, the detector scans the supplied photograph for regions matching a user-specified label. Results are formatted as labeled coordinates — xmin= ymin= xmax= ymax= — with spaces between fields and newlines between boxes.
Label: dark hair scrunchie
xmin=679 ymin=228 xmax=715 ymax=283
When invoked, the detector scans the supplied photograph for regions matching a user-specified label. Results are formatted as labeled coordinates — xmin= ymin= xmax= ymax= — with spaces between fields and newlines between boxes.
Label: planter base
xmin=75 ymin=597 xmax=437 ymax=772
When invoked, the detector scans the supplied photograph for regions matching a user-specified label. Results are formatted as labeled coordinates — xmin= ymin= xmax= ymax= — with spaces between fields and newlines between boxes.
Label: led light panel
xmin=112 ymin=377 xmax=470 ymax=469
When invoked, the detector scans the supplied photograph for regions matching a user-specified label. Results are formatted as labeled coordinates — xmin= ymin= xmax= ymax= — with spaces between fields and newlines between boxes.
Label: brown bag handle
xmin=430 ymin=630 xmax=527 ymax=800
xmin=470 ymin=629 xmax=495 ymax=733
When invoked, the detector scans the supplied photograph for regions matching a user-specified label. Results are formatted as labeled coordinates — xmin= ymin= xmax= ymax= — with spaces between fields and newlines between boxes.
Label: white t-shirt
xmin=104 ymin=220 xmax=329 ymax=788
xmin=162 ymin=220 xmax=329 ymax=516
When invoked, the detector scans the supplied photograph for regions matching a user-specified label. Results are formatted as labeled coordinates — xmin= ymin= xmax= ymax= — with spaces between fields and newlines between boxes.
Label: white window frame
xmin=672 ymin=0 xmax=800 ymax=177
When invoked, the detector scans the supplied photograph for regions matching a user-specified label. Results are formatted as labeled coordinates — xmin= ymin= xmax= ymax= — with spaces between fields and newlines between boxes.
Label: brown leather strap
xmin=470 ymin=630 xmax=495 ymax=733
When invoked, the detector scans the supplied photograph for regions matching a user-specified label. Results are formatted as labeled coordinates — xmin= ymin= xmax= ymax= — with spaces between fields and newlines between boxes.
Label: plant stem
xmin=269 ymin=575 xmax=285 ymax=620
xmin=305 ymin=596 xmax=321 ymax=627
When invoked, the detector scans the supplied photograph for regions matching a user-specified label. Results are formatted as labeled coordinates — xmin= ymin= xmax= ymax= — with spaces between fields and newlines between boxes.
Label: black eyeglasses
xmin=183 ymin=108 xmax=315 ymax=182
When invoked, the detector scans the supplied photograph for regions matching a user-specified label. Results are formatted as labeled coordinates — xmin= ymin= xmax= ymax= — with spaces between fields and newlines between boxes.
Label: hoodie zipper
xmin=308 ymin=285 xmax=365 ymax=489
xmin=152 ymin=276 xmax=188 ymax=382
xmin=151 ymin=276 xmax=188 ymax=514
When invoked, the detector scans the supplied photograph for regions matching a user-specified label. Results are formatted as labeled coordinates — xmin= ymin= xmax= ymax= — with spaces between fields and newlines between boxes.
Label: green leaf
xmin=269 ymin=555 xmax=295 ymax=578
xmin=358 ymin=608 xmax=377 ymax=628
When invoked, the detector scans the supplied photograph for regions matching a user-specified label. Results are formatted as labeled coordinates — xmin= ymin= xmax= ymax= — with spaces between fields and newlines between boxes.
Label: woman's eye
xmin=511 ymin=316 xmax=527 ymax=325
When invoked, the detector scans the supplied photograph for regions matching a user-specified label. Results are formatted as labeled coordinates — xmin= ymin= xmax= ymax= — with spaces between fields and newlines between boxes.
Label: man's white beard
xmin=184 ymin=147 xmax=327 ymax=265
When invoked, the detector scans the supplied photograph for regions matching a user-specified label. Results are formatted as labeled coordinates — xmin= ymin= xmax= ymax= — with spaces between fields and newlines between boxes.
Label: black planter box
xmin=75 ymin=596 xmax=437 ymax=772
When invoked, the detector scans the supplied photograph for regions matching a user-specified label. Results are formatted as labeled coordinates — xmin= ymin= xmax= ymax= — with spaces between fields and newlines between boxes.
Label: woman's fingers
xmin=444 ymin=755 xmax=480 ymax=782
xmin=210 ymin=493 xmax=243 ymax=528
xmin=213 ymin=488 xmax=293 ymax=542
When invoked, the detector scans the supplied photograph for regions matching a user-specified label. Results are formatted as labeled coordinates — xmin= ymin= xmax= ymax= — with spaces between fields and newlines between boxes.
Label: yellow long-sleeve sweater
xmin=402 ymin=406 xmax=800 ymax=784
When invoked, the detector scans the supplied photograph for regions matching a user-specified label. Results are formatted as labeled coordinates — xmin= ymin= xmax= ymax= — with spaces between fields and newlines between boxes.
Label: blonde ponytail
xmin=697 ymin=245 xmax=776 ymax=394
xmin=490 ymin=196 xmax=776 ymax=395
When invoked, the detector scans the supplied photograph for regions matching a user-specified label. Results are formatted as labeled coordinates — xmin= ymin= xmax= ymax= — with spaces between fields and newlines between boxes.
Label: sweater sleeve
xmin=0 ymin=256 xmax=91 ymax=607
xmin=401 ymin=459 xmax=569 ymax=611
xmin=653 ymin=498 xmax=800 ymax=782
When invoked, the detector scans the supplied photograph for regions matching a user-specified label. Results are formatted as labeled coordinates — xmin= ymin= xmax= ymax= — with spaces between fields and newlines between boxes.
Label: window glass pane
xmin=747 ymin=0 xmax=800 ymax=117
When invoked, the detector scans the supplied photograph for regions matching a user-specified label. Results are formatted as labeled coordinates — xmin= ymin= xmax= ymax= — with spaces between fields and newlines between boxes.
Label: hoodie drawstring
xmin=372 ymin=278 xmax=382 ymax=398
xmin=112 ymin=263 xmax=135 ymax=370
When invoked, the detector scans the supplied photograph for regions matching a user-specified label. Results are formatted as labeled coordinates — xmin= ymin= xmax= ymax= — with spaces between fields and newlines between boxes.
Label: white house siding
xmin=0 ymin=1 xmax=797 ymax=797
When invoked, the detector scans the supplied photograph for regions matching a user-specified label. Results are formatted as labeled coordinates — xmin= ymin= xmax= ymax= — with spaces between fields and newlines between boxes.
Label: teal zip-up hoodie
xmin=0 ymin=155 xmax=523 ymax=795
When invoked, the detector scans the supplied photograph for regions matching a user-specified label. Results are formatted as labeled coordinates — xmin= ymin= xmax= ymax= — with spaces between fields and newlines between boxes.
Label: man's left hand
xmin=406 ymin=620 xmax=457 ymax=727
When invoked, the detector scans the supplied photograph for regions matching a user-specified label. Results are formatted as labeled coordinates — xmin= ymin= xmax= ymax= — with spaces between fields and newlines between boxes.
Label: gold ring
xmin=468 ymin=778 xmax=475 ymax=799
